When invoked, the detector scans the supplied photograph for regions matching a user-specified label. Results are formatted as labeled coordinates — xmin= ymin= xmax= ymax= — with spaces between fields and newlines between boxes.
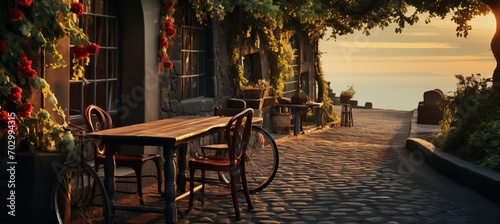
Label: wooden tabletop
xmin=86 ymin=116 xmax=262 ymax=146
xmin=274 ymin=103 xmax=310 ymax=109
xmin=305 ymin=102 xmax=323 ymax=108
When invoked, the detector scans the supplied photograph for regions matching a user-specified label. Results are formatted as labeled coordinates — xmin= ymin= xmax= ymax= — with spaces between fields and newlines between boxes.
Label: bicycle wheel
xmin=52 ymin=163 xmax=110 ymax=224
xmin=219 ymin=126 xmax=279 ymax=193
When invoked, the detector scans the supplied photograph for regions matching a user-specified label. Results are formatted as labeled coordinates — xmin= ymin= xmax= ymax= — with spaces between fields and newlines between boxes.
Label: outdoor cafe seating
xmin=185 ymin=108 xmax=255 ymax=220
xmin=84 ymin=105 xmax=163 ymax=206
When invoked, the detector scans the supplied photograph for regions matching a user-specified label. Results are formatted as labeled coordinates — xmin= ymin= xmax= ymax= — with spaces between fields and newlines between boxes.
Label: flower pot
xmin=243 ymin=88 xmax=265 ymax=99
xmin=262 ymin=88 xmax=272 ymax=97
xmin=339 ymin=95 xmax=351 ymax=104
xmin=291 ymin=93 xmax=308 ymax=104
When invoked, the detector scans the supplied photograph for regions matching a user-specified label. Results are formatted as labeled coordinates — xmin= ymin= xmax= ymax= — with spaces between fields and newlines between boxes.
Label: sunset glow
xmin=320 ymin=13 xmax=497 ymax=110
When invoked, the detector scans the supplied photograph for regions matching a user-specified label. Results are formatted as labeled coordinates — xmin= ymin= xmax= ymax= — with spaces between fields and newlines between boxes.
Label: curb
xmin=405 ymin=137 xmax=500 ymax=205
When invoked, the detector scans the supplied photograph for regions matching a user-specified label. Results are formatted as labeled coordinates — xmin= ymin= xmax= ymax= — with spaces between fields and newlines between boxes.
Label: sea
xmin=325 ymin=71 xmax=462 ymax=111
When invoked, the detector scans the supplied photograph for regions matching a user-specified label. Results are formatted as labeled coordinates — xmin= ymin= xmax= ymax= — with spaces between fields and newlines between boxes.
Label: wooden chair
xmin=186 ymin=108 xmax=254 ymax=220
xmin=200 ymin=106 xmax=246 ymax=156
xmin=84 ymin=105 xmax=163 ymax=206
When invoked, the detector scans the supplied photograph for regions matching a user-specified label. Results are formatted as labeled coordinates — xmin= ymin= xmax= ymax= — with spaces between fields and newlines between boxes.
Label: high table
xmin=274 ymin=102 xmax=323 ymax=135
xmin=86 ymin=116 xmax=262 ymax=223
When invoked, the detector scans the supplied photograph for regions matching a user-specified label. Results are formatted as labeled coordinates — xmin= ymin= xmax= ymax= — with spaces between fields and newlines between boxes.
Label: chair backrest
xmin=83 ymin=105 xmax=113 ymax=158
xmin=212 ymin=106 xmax=246 ymax=143
xmin=225 ymin=108 xmax=253 ymax=166
xmin=84 ymin=105 xmax=113 ymax=132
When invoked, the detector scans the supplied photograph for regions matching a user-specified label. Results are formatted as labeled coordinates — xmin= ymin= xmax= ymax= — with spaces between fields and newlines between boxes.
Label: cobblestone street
xmin=116 ymin=108 xmax=500 ymax=223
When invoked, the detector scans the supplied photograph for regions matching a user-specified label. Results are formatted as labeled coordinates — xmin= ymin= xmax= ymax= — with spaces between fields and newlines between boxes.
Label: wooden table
xmin=305 ymin=102 xmax=324 ymax=127
xmin=274 ymin=102 xmax=324 ymax=135
xmin=274 ymin=103 xmax=308 ymax=135
xmin=86 ymin=116 xmax=262 ymax=223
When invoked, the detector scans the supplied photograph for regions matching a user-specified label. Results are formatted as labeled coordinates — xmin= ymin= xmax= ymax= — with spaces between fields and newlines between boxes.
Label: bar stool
xmin=340 ymin=103 xmax=353 ymax=127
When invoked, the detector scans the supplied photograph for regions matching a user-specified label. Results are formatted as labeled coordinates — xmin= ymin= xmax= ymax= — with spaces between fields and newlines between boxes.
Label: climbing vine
xmin=315 ymin=50 xmax=336 ymax=122
xmin=263 ymin=28 xmax=295 ymax=97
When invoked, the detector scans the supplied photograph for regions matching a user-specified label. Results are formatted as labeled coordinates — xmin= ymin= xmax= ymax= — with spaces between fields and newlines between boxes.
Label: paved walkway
xmin=115 ymin=108 xmax=500 ymax=223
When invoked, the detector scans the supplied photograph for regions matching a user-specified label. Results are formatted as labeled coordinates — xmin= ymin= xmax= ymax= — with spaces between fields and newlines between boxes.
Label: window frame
xmin=69 ymin=0 xmax=120 ymax=121
xmin=179 ymin=6 xmax=206 ymax=100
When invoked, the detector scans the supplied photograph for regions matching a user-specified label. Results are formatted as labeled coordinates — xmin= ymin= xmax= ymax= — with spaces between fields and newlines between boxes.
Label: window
xmin=180 ymin=6 xmax=206 ymax=100
xmin=242 ymin=52 xmax=263 ymax=84
xmin=70 ymin=0 xmax=119 ymax=117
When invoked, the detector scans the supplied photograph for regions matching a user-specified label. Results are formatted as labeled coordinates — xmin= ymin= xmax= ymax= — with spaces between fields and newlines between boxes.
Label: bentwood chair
xmin=84 ymin=105 xmax=163 ymax=206
xmin=200 ymin=106 xmax=246 ymax=156
xmin=186 ymin=108 xmax=254 ymax=220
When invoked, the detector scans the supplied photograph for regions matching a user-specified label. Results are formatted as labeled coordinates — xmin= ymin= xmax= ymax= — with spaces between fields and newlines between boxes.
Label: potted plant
xmin=291 ymin=90 xmax=309 ymax=104
xmin=242 ymin=79 xmax=272 ymax=99
xmin=339 ymin=85 xmax=356 ymax=103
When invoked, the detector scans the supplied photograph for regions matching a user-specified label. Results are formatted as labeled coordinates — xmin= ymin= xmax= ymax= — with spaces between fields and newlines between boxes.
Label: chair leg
xmin=133 ymin=166 xmax=144 ymax=206
xmin=230 ymin=170 xmax=241 ymax=220
xmin=186 ymin=166 xmax=195 ymax=214
xmin=201 ymin=170 xmax=205 ymax=206
xmin=240 ymin=166 xmax=254 ymax=210
xmin=154 ymin=158 xmax=163 ymax=195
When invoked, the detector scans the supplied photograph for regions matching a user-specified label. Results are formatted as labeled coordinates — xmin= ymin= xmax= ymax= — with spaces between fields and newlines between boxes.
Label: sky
xmin=319 ymin=13 xmax=497 ymax=110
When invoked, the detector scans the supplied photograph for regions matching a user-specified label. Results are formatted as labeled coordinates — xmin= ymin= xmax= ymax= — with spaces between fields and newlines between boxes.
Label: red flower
xmin=18 ymin=53 xmax=37 ymax=79
xmin=70 ymin=2 xmax=84 ymax=16
xmin=0 ymin=39 xmax=6 ymax=52
xmin=71 ymin=45 xmax=90 ymax=60
xmin=166 ymin=0 xmax=174 ymax=8
xmin=16 ymin=0 xmax=32 ymax=7
xmin=0 ymin=110 xmax=18 ymax=132
xmin=160 ymin=36 xmax=168 ymax=48
xmin=161 ymin=51 xmax=167 ymax=60
xmin=163 ymin=60 xmax=173 ymax=69
xmin=166 ymin=27 xmax=176 ymax=37
xmin=10 ymin=87 xmax=22 ymax=102
xmin=17 ymin=102 xmax=33 ymax=118
xmin=8 ymin=9 xmax=23 ymax=22
xmin=0 ymin=110 xmax=8 ymax=122
xmin=86 ymin=43 xmax=100 ymax=55
xmin=165 ymin=18 xmax=174 ymax=28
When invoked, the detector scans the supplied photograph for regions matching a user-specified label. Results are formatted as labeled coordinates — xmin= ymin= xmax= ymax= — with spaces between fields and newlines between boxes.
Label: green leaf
xmin=53 ymin=22 xmax=66 ymax=39
xmin=19 ymin=24 xmax=30 ymax=36
xmin=60 ymin=3 xmax=70 ymax=14
xmin=17 ymin=126 xmax=28 ymax=139
xmin=34 ymin=31 xmax=47 ymax=44
xmin=30 ymin=76 xmax=43 ymax=89
xmin=2 ymin=86 xmax=11 ymax=96
xmin=0 ymin=74 xmax=9 ymax=84
xmin=49 ymin=94 xmax=58 ymax=105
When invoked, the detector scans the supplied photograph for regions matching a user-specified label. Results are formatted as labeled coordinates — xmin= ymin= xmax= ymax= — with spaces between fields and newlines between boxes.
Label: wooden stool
xmin=340 ymin=104 xmax=353 ymax=127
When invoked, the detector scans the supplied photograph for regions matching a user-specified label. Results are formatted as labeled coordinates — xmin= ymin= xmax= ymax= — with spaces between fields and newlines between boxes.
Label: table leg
xmin=104 ymin=142 xmax=116 ymax=217
xmin=293 ymin=109 xmax=301 ymax=135
xmin=176 ymin=144 xmax=187 ymax=194
xmin=163 ymin=143 xmax=177 ymax=224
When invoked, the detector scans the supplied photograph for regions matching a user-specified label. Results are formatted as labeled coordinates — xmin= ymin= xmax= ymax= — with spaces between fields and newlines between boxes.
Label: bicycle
xmin=217 ymin=125 xmax=279 ymax=193
xmin=51 ymin=126 xmax=110 ymax=224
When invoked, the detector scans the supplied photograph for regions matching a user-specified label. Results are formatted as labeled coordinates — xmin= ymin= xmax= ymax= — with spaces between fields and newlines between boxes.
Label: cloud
xmin=338 ymin=41 xmax=459 ymax=49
